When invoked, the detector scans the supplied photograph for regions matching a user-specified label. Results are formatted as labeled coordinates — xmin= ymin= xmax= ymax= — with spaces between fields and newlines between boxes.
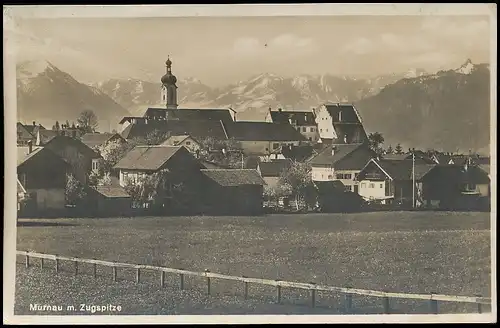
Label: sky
xmin=7 ymin=14 xmax=492 ymax=87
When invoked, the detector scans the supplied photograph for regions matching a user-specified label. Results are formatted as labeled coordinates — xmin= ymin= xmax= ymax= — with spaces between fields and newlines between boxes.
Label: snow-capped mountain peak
xmin=456 ymin=59 xmax=475 ymax=75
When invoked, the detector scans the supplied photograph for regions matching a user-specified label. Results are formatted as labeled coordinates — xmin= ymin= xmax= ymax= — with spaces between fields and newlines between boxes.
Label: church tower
xmin=161 ymin=57 xmax=178 ymax=109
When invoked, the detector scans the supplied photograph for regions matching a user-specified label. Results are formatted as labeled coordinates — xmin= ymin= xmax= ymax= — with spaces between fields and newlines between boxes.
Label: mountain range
xmin=16 ymin=60 xmax=130 ymax=132
xmin=15 ymin=59 xmax=490 ymax=154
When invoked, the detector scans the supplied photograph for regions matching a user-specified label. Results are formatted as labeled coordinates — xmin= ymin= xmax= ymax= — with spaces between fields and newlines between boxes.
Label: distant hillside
xmin=16 ymin=60 xmax=130 ymax=132
xmin=355 ymin=60 xmax=491 ymax=154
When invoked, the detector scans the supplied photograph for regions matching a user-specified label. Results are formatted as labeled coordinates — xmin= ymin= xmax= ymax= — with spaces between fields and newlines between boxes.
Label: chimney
xmin=32 ymin=121 xmax=36 ymax=126
xmin=28 ymin=140 xmax=33 ymax=154
xmin=278 ymin=108 xmax=282 ymax=113
xmin=331 ymin=146 xmax=337 ymax=156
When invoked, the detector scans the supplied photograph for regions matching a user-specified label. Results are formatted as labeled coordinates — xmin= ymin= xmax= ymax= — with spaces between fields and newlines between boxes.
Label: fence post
xmin=55 ymin=255 xmax=59 ymax=273
xmin=383 ymin=293 xmax=390 ymax=314
xmin=276 ymin=280 xmax=282 ymax=304
xmin=309 ymin=282 xmax=316 ymax=308
xmin=92 ymin=260 xmax=97 ymax=278
xmin=74 ymin=259 xmax=79 ymax=276
xmin=179 ymin=271 xmax=185 ymax=290
xmin=25 ymin=252 xmax=29 ymax=268
xmin=40 ymin=258 xmax=44 ymax=269
xmin=136 ymin=268 xmax=141 ymax=283
xmin=160 ymin=271 xmax=165 ymax=288
xmin=476 ymin=295 xmax=483 ymax=314
xmin=344 ymin=287 xmax=353 ymax=314
xmin=429 ymin=293 xmax=438 ymax=314
xmin=205 ymin=269 xmax=211 ymax=296
xmin=112 ymin=265 xmax=117 ymax=282
xmin=243 ymin=276 xmax=249 ymax=300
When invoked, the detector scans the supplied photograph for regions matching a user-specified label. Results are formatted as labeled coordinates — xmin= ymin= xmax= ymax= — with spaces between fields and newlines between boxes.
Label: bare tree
xmin=77 ymin=109 xmax=99 ymax=133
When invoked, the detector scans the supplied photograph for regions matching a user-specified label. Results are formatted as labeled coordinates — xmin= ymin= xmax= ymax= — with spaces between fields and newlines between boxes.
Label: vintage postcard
xmin=3 ymin=4 xmax=497 ymax=325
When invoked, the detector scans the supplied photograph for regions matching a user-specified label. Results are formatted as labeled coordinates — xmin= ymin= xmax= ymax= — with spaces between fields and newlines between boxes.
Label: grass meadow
xmin=14 ymin=211 xmax=492 ymax=315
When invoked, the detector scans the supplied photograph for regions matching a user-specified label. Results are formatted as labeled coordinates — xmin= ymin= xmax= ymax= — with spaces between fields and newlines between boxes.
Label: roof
xmin=81 ymin=133 xmax=123 ymax=149
xmin=92 ymin=185 xmax=130 ymax=198
xmin=143 ymin=108 xmax=234 ymax=123
xmin=422 ymin=164 xmax=490 ymax=184
xmin=270 ymin=109 xmax=316 ymax=125
xmin=17 ymin=179 xmax=27 ymax=194
xmin=309 ymin=143 xmax=373 ymax=170
xmin=258 ymin=159 xmax=292 ymax=177
xmin=201 ymin=169 xmax=266 ymax=187
xmin=19 ymin=122 xmax=46 ymax=135
xmin=120 ymin=119 xmax=228 ymax=141
xmin=17 ymin=146 xmax=43 ymax=165
xmin=368 ymin=159 xmax=436 ymax=181
xmin=17 ymin=146 xmax=69 ymax=170
xmin=324 ymin=103 xmax=362 ymax=124
xmin=223 ymin=121 xmax=307 ymax=142
xmin=36 ymin=129 xmax=59 ymax=145
xmin=382 ymin=153 xmax=412 ymax=161
xmin=113 ymin=145 xmax=183 ymax=171
xmin=44 ymin=135 xmax=101 ymax=159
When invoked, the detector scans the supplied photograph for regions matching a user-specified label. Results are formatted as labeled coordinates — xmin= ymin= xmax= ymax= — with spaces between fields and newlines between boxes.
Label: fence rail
xmin=17 ymin=250 xmax=491 ymax=313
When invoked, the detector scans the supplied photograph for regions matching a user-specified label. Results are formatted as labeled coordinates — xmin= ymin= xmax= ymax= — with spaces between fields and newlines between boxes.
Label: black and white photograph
xmin=3 ymin=4 xmax=497 ymax=324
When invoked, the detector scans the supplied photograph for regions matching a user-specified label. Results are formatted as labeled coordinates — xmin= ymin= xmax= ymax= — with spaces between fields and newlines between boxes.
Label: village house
xmin=113 ymin=145 xmax=205 ymax=212
xmin=160 ymin=134 xmax=201 ymax=154
xmin=80 ymin=132 xmax=127 ymax=150
xmin=419 ymin=161 xmax=490 ymax=211
xmin=85 ymin=185 xmax=132 ymax=217
xmin=17 ymin=144 xmax=70 ymax=215
xmin=223 ymin=121 xmax=307 ymax=156
xmin=267 ymin=108 xmax=319 ymax=142
xmin=257 ymin=159 xmax=293 ymax=189
xmin=17 ymin=121 xmax=45 ymax=146
xmin=199 ymin=169 xmax=266 ymax=215
xmin=313 ymin=103 xmax=369 ymax=145
xmin=42 ymin=135 xmax=103 ymax=184
xmin=308 ymin=143 xmax=376 ymax=193
xmin=356 ymin=158 xmax=436 ymax=206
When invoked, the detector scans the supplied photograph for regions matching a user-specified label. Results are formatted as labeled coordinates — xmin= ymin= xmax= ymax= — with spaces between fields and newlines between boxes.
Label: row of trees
xmin=52 ymin=110 xmax=100 ymax=134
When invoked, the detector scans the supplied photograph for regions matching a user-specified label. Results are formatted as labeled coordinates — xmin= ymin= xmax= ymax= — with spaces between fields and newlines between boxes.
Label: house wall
xmin=119 ymin=170 xmax=149 ymax=187
xmin=30 ymin=188 xmax=66 ymax=210
xmin=477 ymin=184 xmax=489 ymax=197
xmin=314 ymin=105 xmax=335 ymax=140
xmin=311 ymin=166 xmax=335 ymax=181
xmin=294 ymin=125 xmax=319 ymax=142
xmin=44 ymin=143 xmax=93 ymax=184
xmin=17 ymin=125 xmax=35 ymax=146
xmin=179 ymin=138 xmax=201 ymax=154
xmin=359 ymin=179 xmax=387 ymax=201
xmin=263 ymin=176 xmax=279 ymax=189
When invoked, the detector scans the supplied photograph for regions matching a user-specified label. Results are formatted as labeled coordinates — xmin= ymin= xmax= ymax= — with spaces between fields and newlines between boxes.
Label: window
xmin=302 ymin=127 xmax=307 ymax=132
xmin=345 ymin=185 xmax=352 ymax=192
xmin=369 ymin=183 xmax=375 ymax=189
xmin=344 ymin=173 xmax=352 ymax=180
xmin=320 ymin=129 xmax=323 ymax=132
xmin=308 ymin=137 xmax=312 ymax=141
xmin=326 ymin=129 xmax=328 ymax=132
xmin=91 ymin=159 xmax=99 ymax=171
xmin=361 ymin=183 xmax=366 ymax=188
xmin=380 ymin=183 xmax=383 ymax=188
xmin=273 ymin=143 xmax=280 ymax=150
xmin=310 ymin=127 xmax=315 ymax=132
xmin=327 ymin=175 xmax=333 ymax=179
xmin=336 ymin=173 xmax=344 ymax=179
xmin=462 ymin=183 xmax=477 ymax=191
xmin=185 ymin=141 xmax=191 ymax=146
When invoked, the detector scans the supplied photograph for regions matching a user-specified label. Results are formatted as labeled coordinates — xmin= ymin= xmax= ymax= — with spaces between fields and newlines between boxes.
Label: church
xmin=118 ymin=58 xmax=237 ymax=141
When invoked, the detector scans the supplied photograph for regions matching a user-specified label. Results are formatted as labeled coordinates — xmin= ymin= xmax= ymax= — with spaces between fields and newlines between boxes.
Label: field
xmin=13 ymin=211 xmax=492 ymax=315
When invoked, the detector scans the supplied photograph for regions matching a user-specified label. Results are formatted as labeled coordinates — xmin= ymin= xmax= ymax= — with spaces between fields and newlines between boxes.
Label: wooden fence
xmin=17 ymin=250 xmax=491 ymax=314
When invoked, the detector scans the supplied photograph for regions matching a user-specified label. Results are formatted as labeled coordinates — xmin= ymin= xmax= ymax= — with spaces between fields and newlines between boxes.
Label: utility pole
xmin=412 ymin=151 xmax=415 ymax=209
